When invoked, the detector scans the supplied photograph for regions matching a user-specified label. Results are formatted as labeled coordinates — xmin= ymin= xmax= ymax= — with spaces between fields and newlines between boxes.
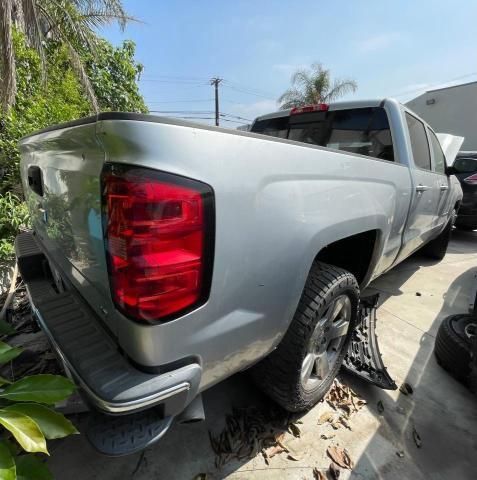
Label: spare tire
xmin=434 ymin=314 xmax=475 ymax=382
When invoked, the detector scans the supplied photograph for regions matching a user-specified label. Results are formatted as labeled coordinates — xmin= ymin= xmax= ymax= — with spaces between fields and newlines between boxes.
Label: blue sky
xmin=102 ymin=0 xmax=477 ymax=126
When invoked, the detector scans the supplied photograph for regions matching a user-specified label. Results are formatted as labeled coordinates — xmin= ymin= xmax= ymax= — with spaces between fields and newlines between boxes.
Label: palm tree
xmin=278 ymin=63 xmax=357 ymax=109
xmin=0 ymin=0 xmax=135 ymax=111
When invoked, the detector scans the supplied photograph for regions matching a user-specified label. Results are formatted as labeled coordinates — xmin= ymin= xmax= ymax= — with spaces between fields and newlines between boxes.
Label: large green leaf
xmin=16 ymin=455 xmax=52 ymax=480
xmin=0 ymin=410 xmax=48 ymax=454
xmin=0 ymin=376 xmax=12 ymax=387
xmin=0 ymin=342 xmax=22 ymax=365
xmin=0 ymin=441 xmax=16 ymax=480
xmin=0 ymin=375 xmax=75 ymax=404
xmin=4 ymin=404 xmax=78 ymax=439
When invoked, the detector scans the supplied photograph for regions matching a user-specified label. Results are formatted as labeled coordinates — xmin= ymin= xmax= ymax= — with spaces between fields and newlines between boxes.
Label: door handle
xmin=415 ymin=184 xmax=430 ymax=193
xmin=439 ymin=185 xmax=449 ymax=191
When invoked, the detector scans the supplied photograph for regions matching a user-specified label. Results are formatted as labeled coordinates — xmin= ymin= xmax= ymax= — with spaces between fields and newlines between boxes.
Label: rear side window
xmin=428 ymin=129 xmax=446 ymax=174
xmin=251 ymin=107 xmax=395 ymax=162
xmin=405 ymin=113 xmax=431 ymax=170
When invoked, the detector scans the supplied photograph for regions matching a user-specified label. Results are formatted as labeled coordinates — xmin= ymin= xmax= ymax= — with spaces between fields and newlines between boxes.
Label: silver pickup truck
xmin=16 ymin=98 xmax=462 ymax=455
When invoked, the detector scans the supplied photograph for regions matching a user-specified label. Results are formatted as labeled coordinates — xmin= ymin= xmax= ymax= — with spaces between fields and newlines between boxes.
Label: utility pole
xmin=210 ymin=77 xmax=222 ymax=126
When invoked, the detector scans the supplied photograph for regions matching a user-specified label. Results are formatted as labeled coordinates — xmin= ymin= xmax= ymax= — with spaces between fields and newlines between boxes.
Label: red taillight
xmin=464 ymin=173 xmax=477 ymax=185
xmin=290 ymin=104 xmax=329 ymax=115
xmin=102 ymin=165 xmax=214 ymax=322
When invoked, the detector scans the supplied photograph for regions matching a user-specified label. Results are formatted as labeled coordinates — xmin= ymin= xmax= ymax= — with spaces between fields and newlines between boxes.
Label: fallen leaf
xmin=313 ymin=467 xmax=327 ymax=480
xmin=412 ymin=426 xmax=422 ymax=448
xmin=263 ymin=443 xmax=287 ymax=460
xmin=329 ymin=462 xmax=341 ymax=479
xmin=339 ymin=417 xmax=352 ymax=430
xmin=288 ymin=423 xmax=301 ymax=438
xmin=287 ymin=452 xmax=301 ymax=461
xmin=399 ymin=383 xmax=414 ymax=396
xmin=327 ymin=446 xmax=354 ymax=469
xmin=330 ymin=420 xmax=342 ymax=430
xmin=318 ymin=411 xmax=335 ymax=425
xmin=377 ymin=400 xmax=384 ymax=414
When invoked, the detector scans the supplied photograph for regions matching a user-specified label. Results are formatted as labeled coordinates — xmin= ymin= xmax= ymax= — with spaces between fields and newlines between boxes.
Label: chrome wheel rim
xmin=300 ymin=294 xmax=352 ymax=389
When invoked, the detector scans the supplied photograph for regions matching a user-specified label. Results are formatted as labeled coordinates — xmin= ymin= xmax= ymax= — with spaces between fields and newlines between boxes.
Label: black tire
xmin=434 ymin=314 xmax=474 ymax=382
xmin=422 ymin=210 xmax=456 ymax=260
xmin=251 ymin=262 xmax=359 ymax=412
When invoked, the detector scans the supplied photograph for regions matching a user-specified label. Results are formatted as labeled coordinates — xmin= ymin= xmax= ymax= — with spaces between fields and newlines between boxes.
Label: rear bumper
xmin=14 ymin=232 xmax=201 ymax=416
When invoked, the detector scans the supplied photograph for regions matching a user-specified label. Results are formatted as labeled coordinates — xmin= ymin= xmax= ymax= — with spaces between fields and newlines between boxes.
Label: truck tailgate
xmin=18 ymin=117 xmax=116 ymax=333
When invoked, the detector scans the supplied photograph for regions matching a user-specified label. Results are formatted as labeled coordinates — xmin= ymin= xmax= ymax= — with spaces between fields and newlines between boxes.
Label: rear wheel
xmin=251 ymin=262 xmax=359 ymax=412
xmin=422 ymin=210 xmax=456 ymax=260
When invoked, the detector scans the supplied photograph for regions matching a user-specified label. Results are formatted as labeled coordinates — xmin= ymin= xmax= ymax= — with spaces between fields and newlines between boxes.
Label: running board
xmin=343 ymin=294 xmax=397 ymax=390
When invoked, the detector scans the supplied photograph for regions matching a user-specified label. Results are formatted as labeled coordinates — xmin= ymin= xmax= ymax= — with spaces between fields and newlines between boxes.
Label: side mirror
xmin=445 ymin=165 xmax=457 ymax=176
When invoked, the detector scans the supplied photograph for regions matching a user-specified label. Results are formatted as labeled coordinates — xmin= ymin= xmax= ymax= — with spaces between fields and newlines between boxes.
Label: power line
xmin=145 ymin=99 xmax=215 ymax=104
xmin=141 ymin=75 xmax=210 ymax=81
xmin=222 ymin=80 xmax=277 ymax=99
xmin=220 ymin=113 xmax=253 ymax=122
xmin=220 ymin=118 xmax=249 ymax=125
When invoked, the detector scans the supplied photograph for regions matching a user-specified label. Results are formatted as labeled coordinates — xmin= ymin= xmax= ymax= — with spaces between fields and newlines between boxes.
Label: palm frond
xmin=0 ymin=0 xmax=17 ymax=110
xmin=72 ymin=0 xmax=136 ymax=31
xmin=278 ymin=88 xmax=306 ymax=109
xmin=324 ymin=79 xmax=357 ymax=102
xmin=1 ymin=0 xmax=135 ymax=111
xmin=278 ymin=61 xmax=357 ymax=109
xmin=65 ymin=41 xmax=98 ymax=112
xmin=21 ymin=0 xmax=46 ymax=81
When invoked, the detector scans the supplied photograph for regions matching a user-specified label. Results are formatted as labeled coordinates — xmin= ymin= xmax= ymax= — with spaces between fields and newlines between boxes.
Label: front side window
xmin=428 ymin=129 xmax=446 ymax=174
xmin=405 ymin=113 xmax=431 ymax=171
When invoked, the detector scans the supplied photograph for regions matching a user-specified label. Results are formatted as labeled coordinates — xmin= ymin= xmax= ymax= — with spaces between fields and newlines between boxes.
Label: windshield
xmin=251 ymin=107 xmax=394 ymax=162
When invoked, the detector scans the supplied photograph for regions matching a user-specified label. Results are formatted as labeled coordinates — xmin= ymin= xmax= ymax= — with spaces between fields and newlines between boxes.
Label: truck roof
xmin=254 ymin=99 xmax=387 ymax=122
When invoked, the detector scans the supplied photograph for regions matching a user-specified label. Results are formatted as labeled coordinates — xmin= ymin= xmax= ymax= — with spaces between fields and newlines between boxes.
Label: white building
xmin=406 ymin=81 xmax=477 ymax=150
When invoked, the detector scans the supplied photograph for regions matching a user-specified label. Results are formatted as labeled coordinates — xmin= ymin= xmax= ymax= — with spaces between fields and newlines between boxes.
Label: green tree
xmin=0 ymin=0 xmax=134 ymax=111
xmin=278 ymin=63 xmax=357 ymax=109
xmin=0 ymin=29 xmax=146 ymax=194
xmin=84 ymin=38 xmax=147 ymax=113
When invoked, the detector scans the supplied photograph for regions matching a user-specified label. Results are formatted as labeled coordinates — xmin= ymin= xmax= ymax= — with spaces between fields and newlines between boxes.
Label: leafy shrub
xmin=0 ymin=193 xmax=30 ymax=261
xmin=0 ymin=340 xmax=77 ymax=479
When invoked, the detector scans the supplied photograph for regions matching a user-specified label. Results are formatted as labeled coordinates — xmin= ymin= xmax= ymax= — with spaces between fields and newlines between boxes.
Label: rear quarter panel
xmin=95 ymin=118 xmax=411 ymax=389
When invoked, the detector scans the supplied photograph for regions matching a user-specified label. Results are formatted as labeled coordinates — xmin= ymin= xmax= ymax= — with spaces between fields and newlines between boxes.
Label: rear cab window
xmin=251 ymin=107 xmax=395 ymax=162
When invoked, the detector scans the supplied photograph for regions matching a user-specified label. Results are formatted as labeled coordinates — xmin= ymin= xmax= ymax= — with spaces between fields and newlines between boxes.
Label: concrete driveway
xmin=48 ymin=230 xmax=477 ymax=479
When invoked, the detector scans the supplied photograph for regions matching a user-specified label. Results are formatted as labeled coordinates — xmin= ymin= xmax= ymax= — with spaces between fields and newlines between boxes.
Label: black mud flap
xmin=343 ymin=294 xmax=397 ymax=390
xmin=86 ymin=409 xmax=173 ymax=456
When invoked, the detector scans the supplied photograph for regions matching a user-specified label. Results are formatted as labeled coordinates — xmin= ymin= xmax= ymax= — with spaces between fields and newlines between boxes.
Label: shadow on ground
xmin=47 ymin=230 xmax=477 ymax=479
